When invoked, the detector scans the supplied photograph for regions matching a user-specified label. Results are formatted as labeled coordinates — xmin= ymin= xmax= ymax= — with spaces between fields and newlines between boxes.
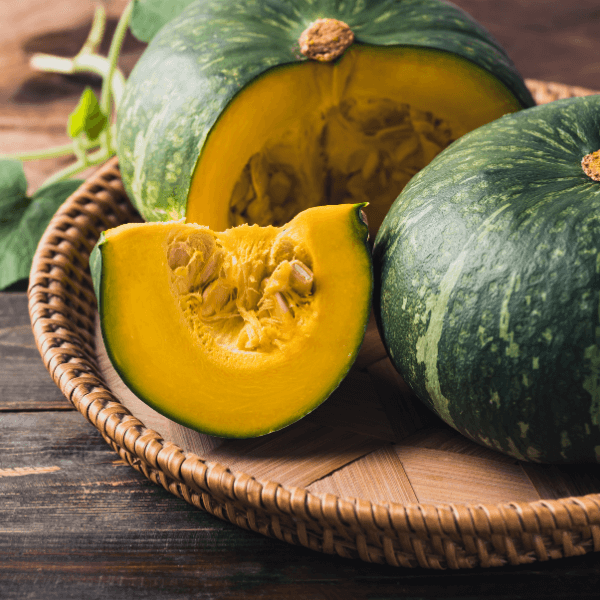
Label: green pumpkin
xmin=374 ymin=94 xmax=600 ymax=464
xmin=117 ymin=0 xmax=534 ymax=237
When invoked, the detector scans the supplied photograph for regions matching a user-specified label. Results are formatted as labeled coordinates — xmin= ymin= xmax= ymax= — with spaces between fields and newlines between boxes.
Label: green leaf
xmin=67 ymin=87 xmax=108 ymax=141
xmin=0 ymin=160 xmax=83 ymax=290
xmin=0 ymin=160 xmax=28 ymax=214
xmin=130 ymin=0 xmax=196 ymax=42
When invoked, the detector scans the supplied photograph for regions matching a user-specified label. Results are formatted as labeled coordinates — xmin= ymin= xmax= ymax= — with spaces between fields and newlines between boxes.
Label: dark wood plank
xmin=0 ymin=368 xmax=598 ymax=599
xmin=0 ymin=293 xmax=72 ymax=411
xmin=1 ymin=412 xmax=600 ymax=600
xmin=451 ymin=0 xmax=600 ymax=90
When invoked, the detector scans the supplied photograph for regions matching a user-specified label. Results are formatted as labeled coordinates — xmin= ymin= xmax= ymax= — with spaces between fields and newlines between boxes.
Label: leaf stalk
xmin=0 ymin=1 xmax=134 ymax=184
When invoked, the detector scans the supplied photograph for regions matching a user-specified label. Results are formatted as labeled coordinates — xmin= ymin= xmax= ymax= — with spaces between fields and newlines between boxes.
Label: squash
xmin=373 ymin=94 xmax=600 ymax=464
xmin=117 ymin=0 xmax=534 ymax=237
xmin=90 ymin=203 xmax=372 ymax=438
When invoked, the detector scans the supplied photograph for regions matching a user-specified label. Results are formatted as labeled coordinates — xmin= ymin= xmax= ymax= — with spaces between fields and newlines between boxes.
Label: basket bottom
xmin=94 ymin=314 xmax=600 ymax=507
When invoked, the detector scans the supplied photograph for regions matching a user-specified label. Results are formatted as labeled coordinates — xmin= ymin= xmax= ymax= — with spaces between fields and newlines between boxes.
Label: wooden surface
xmin=96 ymin=308 xmax=600 ymax=508
xmin=5 ymin=290 xmax=600 ymax=598
xmin=2 ymin=0 xmax=600 ymax=597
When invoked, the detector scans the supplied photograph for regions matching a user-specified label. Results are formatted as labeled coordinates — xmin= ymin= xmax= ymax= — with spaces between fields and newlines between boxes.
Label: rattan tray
xmin=29 ymin=79 xmax=600 ymax=570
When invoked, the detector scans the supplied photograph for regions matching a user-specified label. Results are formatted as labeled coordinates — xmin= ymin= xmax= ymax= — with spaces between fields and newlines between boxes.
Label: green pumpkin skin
xmin=117 ymin=0 xmax=534 ymax=224
xmin=373 ymin=95 xmax=600 ymax=464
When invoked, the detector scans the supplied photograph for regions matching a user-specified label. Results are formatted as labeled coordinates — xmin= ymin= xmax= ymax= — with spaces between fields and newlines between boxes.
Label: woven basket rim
xmin=27 ymin=80 xmax=600 ymax=570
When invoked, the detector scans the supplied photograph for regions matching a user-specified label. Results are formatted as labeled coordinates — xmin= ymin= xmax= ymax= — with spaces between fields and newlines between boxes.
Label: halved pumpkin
xmin=188 ymin=45 xmax=527 ymax=237
xmin=90 ymin=204 xmax=372 ymax=438
xmin=117 ymin=0 xmax=535 ymax=238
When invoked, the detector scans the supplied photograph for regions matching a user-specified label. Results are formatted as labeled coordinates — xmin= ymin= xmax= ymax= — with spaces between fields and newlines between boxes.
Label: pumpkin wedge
xmin=374 ymin=95 xmax=600 ymax=464
xmin=117 ymin=0 xmax=534 ymax=237
xmin=91 ymin=204 xmax=372 ymax=438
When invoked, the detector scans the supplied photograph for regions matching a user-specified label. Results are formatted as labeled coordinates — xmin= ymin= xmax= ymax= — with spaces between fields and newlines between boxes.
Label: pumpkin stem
xmin=299 ymin=18 xmax=354 ymax=62
xmin=582 ymin=150 xmax=600 ymax=182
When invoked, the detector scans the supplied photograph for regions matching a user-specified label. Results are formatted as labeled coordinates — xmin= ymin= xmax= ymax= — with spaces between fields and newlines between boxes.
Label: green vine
xmin=0 ymin=2 xmax=133 ymax=187
xmin=0 ymin=0 xmax=205 ymax=291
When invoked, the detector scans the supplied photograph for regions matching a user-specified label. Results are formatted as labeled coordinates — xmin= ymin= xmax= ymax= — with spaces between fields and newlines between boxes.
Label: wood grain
xmin=1 ymin=381 xmax=599 ymax=600
xmin=451 ymin=0 xmax=600 ymax=91
xmin=0 ymin=291 xmax=72 ymax=411
xmin=4 ymin=0 xmax=600 ymax=596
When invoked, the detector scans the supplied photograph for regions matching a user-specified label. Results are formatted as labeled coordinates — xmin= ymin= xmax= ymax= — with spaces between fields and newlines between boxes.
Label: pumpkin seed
xmin=188 ymin=231 xmax=216 ymax=260
xmin=201 ymin=279 xmax=232 ymax=316
xmin=289 ymin=260 xmax=313 ymax=296
xmin=273 ymin=291 xmax=292 ymax=319
xmin=196 ymin=248 xmax=224 ymax=287
xmin=242 ymin=262 xmax=266 ymax=310
xmin=168 ymin=242 xmax=190 ymax=270
xmin=264 ymin=260 xmax=292 ymax=295
xmin=227 ymin=96 xmax=453 ymax=232
xmin=243 ymin=309 xmax=265 ymax=349
xmin=171 ymin=274 xmax=192 ymax=296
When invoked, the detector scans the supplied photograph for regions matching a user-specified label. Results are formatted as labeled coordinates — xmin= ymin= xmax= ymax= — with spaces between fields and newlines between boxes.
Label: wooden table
xmin=2 ymin=1 xmax=600 ymax=597
xmin=3 ymin=290 xmax=600 ymax=596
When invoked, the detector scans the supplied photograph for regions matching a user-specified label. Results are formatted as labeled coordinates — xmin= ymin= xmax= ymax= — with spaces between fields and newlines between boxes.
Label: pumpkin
xmin=90 ymin=203 xmax=372 ymax=438
xmin=117 ymin=0 xmax=534 ymax=237
xmin=373 ymin=94 xmax=600 ymax=464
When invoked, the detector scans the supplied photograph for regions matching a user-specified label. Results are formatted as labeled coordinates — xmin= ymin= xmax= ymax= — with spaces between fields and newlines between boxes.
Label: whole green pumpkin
xmin=117 ymin=0 xmax=534 ymax=237
xmin=374 ymin=94 xmax=600 ymax=464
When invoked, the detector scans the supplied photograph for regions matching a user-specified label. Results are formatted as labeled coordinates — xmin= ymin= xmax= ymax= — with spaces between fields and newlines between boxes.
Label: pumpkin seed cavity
xmin=167 ymin=228 xmax=314 ymax=353
xmin=229 ymin=97 xmax=454 ymax=231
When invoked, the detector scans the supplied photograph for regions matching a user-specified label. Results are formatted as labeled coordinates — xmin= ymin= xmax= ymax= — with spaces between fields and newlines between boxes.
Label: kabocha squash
xmin=117 ymin=0 xmax=535 ymax=237
xmin=91 ymin=204 xmax=372 ymax=438
xmin=373 ymin=94 xmax=600 ymax=464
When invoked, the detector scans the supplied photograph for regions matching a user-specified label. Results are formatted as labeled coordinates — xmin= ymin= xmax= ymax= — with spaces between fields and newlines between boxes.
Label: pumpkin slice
xmin=91 ymin=204 xmax=372 ymax=438
xmin=117 ymin=0 xmax=535 ymax=238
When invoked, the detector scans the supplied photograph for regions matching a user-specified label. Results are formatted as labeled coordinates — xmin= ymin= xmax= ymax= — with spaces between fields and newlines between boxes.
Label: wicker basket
xmin=29 ymin=80 xmax=600 ymax=570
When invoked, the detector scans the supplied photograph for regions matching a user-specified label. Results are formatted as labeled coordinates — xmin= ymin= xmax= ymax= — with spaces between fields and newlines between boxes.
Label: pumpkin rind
xmin=91 ymin=204 xmax=372 ymax=438
xmin=373 ymin=95 xmax=600 ymax=464
xmin=117 ymin=0 xmax=534 ymax=227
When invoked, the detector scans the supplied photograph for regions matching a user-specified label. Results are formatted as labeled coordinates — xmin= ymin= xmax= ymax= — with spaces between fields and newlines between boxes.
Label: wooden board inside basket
xmin=95 ymin=312 xmax=600 ymax=506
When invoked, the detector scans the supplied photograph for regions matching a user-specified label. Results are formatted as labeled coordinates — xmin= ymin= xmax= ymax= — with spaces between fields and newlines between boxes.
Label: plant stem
xmin=37 ymin=147 xmax=111 ymax=190
xmin=80 ymin=4 xmax=107 ymax=55
xmin=2 ymin=143 xmax=77 ymax=162
xmin=0 ymin=2 xmax=134 ymax=186
xmin=29 ymin=53 xmax=126 ymax=108
xmin=1 ymin=3 xmax=134 ymax=171
xmin=101 ymin=0 xmax=133 ymax=117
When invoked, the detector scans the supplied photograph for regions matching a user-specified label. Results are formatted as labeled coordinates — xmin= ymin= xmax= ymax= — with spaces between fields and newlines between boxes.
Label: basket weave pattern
xmin=28 ymin=81 xmax=600 ymax=569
